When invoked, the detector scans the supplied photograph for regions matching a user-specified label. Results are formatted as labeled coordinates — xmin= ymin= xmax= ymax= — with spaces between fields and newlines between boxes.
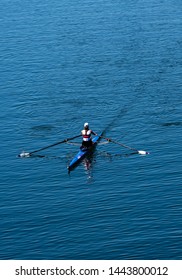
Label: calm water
xmin=0 ymin=0 xmax=181 ymax=259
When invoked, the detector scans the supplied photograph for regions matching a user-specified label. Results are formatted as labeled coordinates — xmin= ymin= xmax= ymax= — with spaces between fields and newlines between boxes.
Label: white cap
xmin=84 ymin=122 xmax=89 ymax=127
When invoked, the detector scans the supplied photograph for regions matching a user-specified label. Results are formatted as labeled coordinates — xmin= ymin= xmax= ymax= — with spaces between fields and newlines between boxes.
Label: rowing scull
xmin=68 ymin=132 xmax=102 ymax=173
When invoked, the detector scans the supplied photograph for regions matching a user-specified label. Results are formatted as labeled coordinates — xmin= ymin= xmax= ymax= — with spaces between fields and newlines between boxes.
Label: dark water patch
xmin=161 ymin=122 xmax=182 ymax=127
xmin=31 ymin=125 xmax=54 ymax=131
xmin=30 ymin=125 xmax=55 ymax=137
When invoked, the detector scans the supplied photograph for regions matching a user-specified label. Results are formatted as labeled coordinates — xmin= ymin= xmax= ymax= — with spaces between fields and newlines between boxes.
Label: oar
xmin=101 ymin=136 xmax=149 ymax=155
xmin=18 ymin=134 xmax=81 ymax=157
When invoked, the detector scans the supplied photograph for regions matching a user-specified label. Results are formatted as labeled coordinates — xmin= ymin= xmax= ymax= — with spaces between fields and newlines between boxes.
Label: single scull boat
xmin=68 ymin=132 xmax=102 ymax=173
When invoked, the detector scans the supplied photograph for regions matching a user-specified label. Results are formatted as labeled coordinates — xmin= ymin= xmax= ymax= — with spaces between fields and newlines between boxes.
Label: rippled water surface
xmin=0 ymin=0 xmax=181 ymax=259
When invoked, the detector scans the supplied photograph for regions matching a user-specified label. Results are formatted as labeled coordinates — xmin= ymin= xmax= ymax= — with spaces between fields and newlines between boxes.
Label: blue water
xmin=0 ymin=0 xmax=181 ymax=260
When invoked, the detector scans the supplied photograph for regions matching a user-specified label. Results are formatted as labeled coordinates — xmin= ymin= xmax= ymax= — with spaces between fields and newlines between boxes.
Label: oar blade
xmin=138 ymin=150 xmax=149 ymax=155
xmin=18 ymin=151 xmax=30 ymax=157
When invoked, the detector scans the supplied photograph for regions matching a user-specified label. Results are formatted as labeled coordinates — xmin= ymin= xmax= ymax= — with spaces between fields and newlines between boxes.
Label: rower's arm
xmin=91 ymin=131 xmax=97 ymax=135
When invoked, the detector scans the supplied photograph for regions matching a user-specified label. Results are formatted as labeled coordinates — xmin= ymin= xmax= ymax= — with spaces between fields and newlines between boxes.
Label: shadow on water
xmin=96 ymin=150 xmax=138 ymax=160
xmin=102 ymin=106 xmax=130 ymax=135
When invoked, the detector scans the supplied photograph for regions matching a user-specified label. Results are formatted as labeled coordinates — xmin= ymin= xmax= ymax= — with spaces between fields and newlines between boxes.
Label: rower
xmin=81 ymin=123 xmax=97 ymax=149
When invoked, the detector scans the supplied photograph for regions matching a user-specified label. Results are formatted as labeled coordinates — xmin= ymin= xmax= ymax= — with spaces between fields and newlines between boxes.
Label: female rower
xmin=81 ymin=123 xmax=97 ymax=149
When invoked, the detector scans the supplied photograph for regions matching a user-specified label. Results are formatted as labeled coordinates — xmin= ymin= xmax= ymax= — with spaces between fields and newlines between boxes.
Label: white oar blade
xmin=138 ymin=150 xmax=149 ymax=155
xmin=19 ymin=151 xmax=30 ymax=157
